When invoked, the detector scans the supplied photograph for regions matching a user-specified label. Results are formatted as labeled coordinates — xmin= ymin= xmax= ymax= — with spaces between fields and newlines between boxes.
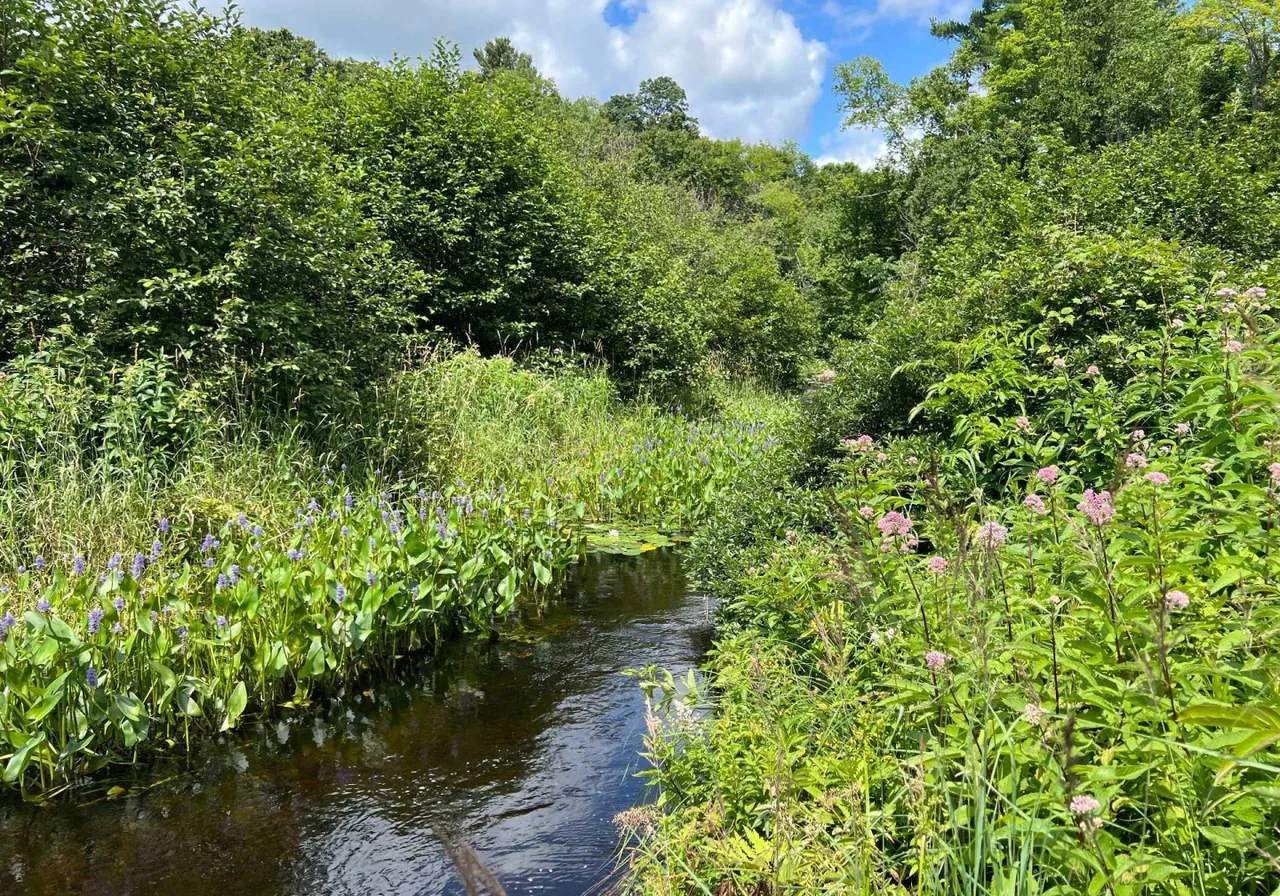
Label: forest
xmin=2 ymin=0 xmax=1280 ymax=892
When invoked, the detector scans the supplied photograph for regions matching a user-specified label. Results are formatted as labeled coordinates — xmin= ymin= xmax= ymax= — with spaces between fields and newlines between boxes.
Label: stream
xmin=0 ymin=550 xmax=709 ymax=896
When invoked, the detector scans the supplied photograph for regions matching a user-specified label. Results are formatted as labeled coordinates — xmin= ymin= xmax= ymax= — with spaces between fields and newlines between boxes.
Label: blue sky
xmin=233 ymin=0 xmax=973 ymax=166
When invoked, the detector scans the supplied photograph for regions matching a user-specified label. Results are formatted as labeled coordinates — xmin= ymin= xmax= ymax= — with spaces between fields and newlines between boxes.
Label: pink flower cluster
xmin=976 ymin=521 xmax=1008 ymax=550
xmin=1078 ymin=489 xmax=1115 ymax=527
xmin=1226 ymin=339 xmax=1244 ymax=355
xmin=1126 ymin=452 xmax=1148 ymax=469
xmin=925 ymin=650 xmax=950 ymax=672
xmin=1270 ymin=462 xmax=1280 ymax=487
xmin=1174 ymin=422 xmax=1191 ymax=437
xmin=1015 ymin=415 xmax=1032 ymax=433
xmin=927 ymin=556 xmax=948 ymax=575
xmin=1037 ymin=465 xmax=1060 ymax=485
xmin=859 ymin=505 xmax=875 ymax=519
xmin=1086 ymin=365 xmax=1101 ymax=377
xmin=842 ymin=434 xmax=875 ymax=452
xmin=1051 ymin=358 xmax=1067 ymax=370
xmin=1164 ymin=589 xmax=1189 ymax=611
xmin=1023 ymin=494 xmax=1048 ymax=515
xmin=1143 ymin=471 xmax=1169 ymax=485
xmin=877 ymin=512 xmax=913 ymax=538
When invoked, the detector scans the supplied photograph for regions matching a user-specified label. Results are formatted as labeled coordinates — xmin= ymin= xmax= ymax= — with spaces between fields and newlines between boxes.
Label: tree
xmin=603 ymin=76 xmax=699 ymax=134
xmin=473 ymin=36 xmax=536 ymax=78
xmin=1183 ymin=0 xmax=1280 ymax=109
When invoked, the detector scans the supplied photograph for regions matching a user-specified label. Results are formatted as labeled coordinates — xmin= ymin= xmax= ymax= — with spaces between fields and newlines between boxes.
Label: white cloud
xmin=813 ymin=125 xmax=888 ymax=169
xmin=821 ymin=0 xmax=973 ymax=29
xmin=233 ymin=0 xmax=827 ymax=144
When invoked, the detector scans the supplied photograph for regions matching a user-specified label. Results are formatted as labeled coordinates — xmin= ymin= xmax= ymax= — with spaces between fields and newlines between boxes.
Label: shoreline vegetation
xmin=6 ymin=0 xmax=1280 ymax=892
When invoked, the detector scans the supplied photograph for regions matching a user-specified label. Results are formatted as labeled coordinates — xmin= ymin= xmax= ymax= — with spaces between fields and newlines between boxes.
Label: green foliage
xmin=629 ymin=279 xmax=1280 ymax=894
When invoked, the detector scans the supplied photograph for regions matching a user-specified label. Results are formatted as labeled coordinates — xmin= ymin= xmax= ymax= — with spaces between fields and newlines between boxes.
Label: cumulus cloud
xmin=813 ymin=125 xmax=888 ymax=169
xmin=233 ymin=0 xmax=827 ymax=143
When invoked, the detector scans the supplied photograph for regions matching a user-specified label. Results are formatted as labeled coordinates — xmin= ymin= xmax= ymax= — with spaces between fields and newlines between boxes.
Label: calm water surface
xmin=0 ymin=551 xmax=709 ymax=896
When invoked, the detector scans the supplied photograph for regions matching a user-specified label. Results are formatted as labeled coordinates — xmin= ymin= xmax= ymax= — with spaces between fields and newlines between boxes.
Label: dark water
xmin=0 ymin=551 xmax=710 ymax=896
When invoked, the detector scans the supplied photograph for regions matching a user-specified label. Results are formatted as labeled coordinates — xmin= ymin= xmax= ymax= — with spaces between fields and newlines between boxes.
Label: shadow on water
xmin=0 ymin=550 xmax=712 ymax=896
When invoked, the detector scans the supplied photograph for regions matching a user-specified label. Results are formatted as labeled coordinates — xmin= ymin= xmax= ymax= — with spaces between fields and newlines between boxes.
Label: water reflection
xmin=0 ymin=550 xmax=709 ymax=896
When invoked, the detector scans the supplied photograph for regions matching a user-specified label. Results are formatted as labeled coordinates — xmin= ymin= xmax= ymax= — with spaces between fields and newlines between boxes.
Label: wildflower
xmin=1226 ymin=339 xmax=1244 ymax=354
xmin=1078 ymin=489 xmax=1116 ymax=527
xmin=0 ymin=612 xmax=14 ymax=634
xmin=925 ymin=650 xmax=950 ymax=672
xmin=37 ymin=598 xmax=51 ymax=614
xmin=205 ymin=557 xmax=216 ymax=569
xmin=858 ymin=506 xmax=875 ymax=519
xmin=367 ymin=569 xmax=376 ymax=587
xmin=201 ymin=533 xmax=216 ymax=553
xmin=927 ymin=556 xmax=948 ymax=575
xmin=335 ymin=584 xmax=346 ymax=604
xmin=1270 ymin=462 xmax=1280 ymax=486
xmin=159 ymin=518 xmax=170 ymax=533
xmin=1037 ymin=465 xmax=1060 ymax=485
xmin=1172 ymin=317 xmax=1185 ymax=329
xmin=72 ymin=554 xmax=86 ymax=576
xmin=613 ymin=807 xmax=661 ymax=837
xmin=33 ymin=555 xmax=45 ymax=572
xmin=1164 ymin=589 xmax=1190 ymax=611
xmin=1015 ymin=416 xmax=1032 ymax=433
xmin=288 ymin=548 xmax=303 ymax=562
xmin=608 ymin=529 xmax=620 ymax=538
xmin=111 ymin=621 xmax=123 ymax=635
xmin=1217 ymin=287 xmax=1238 ymax=297
xmin=877 ymin=512 xmax=913 ymax=538
xmin=1202 ymin=461 xmax=1217 ymax=474
xmin=1144 ymin=471 xmax=1170 ymax=485
xmin=1023 ymin=703 xmax=1047 ymax=726
xmin=178 ymin=625 xmax=189 ymax=655
xmin=1244 ymin=286 xmax=1267 ymax=300
xmin=131 ymin=552 xmax=146 ymax=578
xmin=113 ymin=596 xmax=124 ymax=613
xmin=151 ymin=540 xmax=163 ymax=562
xmin=1130 ymin=429 xmax=1145 ymax=442
xmin=216 ymin=615 xmax=227 ymax=629
xmin=1051 ymin=358 xmax=1067 ymax=370
xmin=149 ymin=610 xmax=158 ymax=625
xmin=1023 ymin=494 xmax=1048 ymax=515
xmin=86 ymin=667 xmax=99 ymax=688
xmin=976 ymin=521 xmax=1008 ymax=550
xmin=869 ymin=627 xmax=897 ymax=646
xmin=1069 ymin=794 xmax=1100 ymax=816
xmin=1126 ymin=453 xmax=1148 ymax=469
xmin=1174 ymin=422 xmax=1191 ymax=437
xmin=876 ymin=452 xmax=888 ymax=463
xmin=1086 ymin=365 xmax=1101 ymax=377
xmin=341 ymin=526 xmax=350 ymax=538
xmin=107 ymin=553 xmax=122 ymax=571
xmin=88 ymin=607 xmax=104 ymax=635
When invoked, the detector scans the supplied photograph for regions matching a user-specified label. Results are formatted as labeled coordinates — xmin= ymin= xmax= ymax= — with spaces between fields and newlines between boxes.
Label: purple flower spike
xmin=88 ymin=608 xmax=104 ymax=635
xmin=86 ymin=667 xmax=99 ymax=688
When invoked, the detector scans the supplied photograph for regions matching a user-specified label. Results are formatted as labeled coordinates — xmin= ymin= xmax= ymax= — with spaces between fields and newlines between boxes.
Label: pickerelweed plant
xmin=0 ymin=357 xmax=779 ymax=794
xmin=625 ymin=281 xmax=1280 ymax=894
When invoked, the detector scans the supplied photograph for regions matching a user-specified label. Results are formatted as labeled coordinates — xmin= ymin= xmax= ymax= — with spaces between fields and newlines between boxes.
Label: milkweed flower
xmin=927 ymin=556 xmax=948 ymax=575
xmin=925 ymin=650 xmax=950 ymax=671
xmin=1078 ymin=489 xmax=1115 ymax=526
xmin=877 ymin=512 xmax=913 ymax=538
xmin=1037 ymin=465 xmax=1060 ymax=485
xmin=1164 ymin=589 xmax=1189 ymax=611
xmin=976 ymin=521 xmax=1008 ymax=549
xmin=1070 ymin=794 xmax=1100 ymax=815
xmin=1144 ymin=471 xmax=1170 ymax=485
xmin=1023 ymin=494 xmax=1048 ymax=515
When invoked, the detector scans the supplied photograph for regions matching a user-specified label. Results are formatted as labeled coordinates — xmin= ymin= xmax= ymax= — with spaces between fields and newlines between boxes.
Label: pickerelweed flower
xmin=335 ymin=584 xmax=346 ymax=604
xmin=201 ymin=533 xmax=216 ymax=553
xmin=288 ymin=548 xmax=303 ymax=562
xmin=1126 ymin=452 xmax=1148 ymax=469
xmin=1079 ymin=489 xmax=1116 ymax=526
xmin=1144 ymin=471 xmax=1170 ymax=485
xmin=976 ymin=521 xmax=1008 ymax=550
xmin=72 ymin=554 xmax=86 ymax=576
xmin=927 ymin=556 xmax=948 ymax=575
xmin=1024 ymin=494 xmax=1048 ymax=515
xmin=37 ymin=598 xmax=51 ymax=614
xmin=1037 ymin=465 xmax=1060 ymax=485
xmin=151 ymin=539 xmax=163 ymax=562
xmin=216 ymin=615 xmax=227 ymax=629
xmin=131 ymin=552 xmax=146 ymax=578
xmin=1086 ymin=365 xmax=1101 ymax=377
xmin=367 ymin=569 xmax=376 ymax=586
xmin=88 ymin=607 xmax=104 ymax=635
xmin=113 ymin=596 xmax=124 ymax=613
xmin=1165 ymin=589 xmax=1190 ymax=611
xmin=1175 ymin=422 xmax=1191 ymax=437
xmin=877 ymin=512 xmax=913 ymax=538
xmin=107 ymin=553 xmax=121 ymax=571
xmin=33 ymin=555 xmax=45 ymax=572
xmin=925 ymin=650 xmax=950 ymax=671
xmin=216 ymin=573 xmax=228 ymax=591
xmin=86 ymin=667 xmax=99 ymax=688
xmin=158 ymin=517 xmax=170 ymax=533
